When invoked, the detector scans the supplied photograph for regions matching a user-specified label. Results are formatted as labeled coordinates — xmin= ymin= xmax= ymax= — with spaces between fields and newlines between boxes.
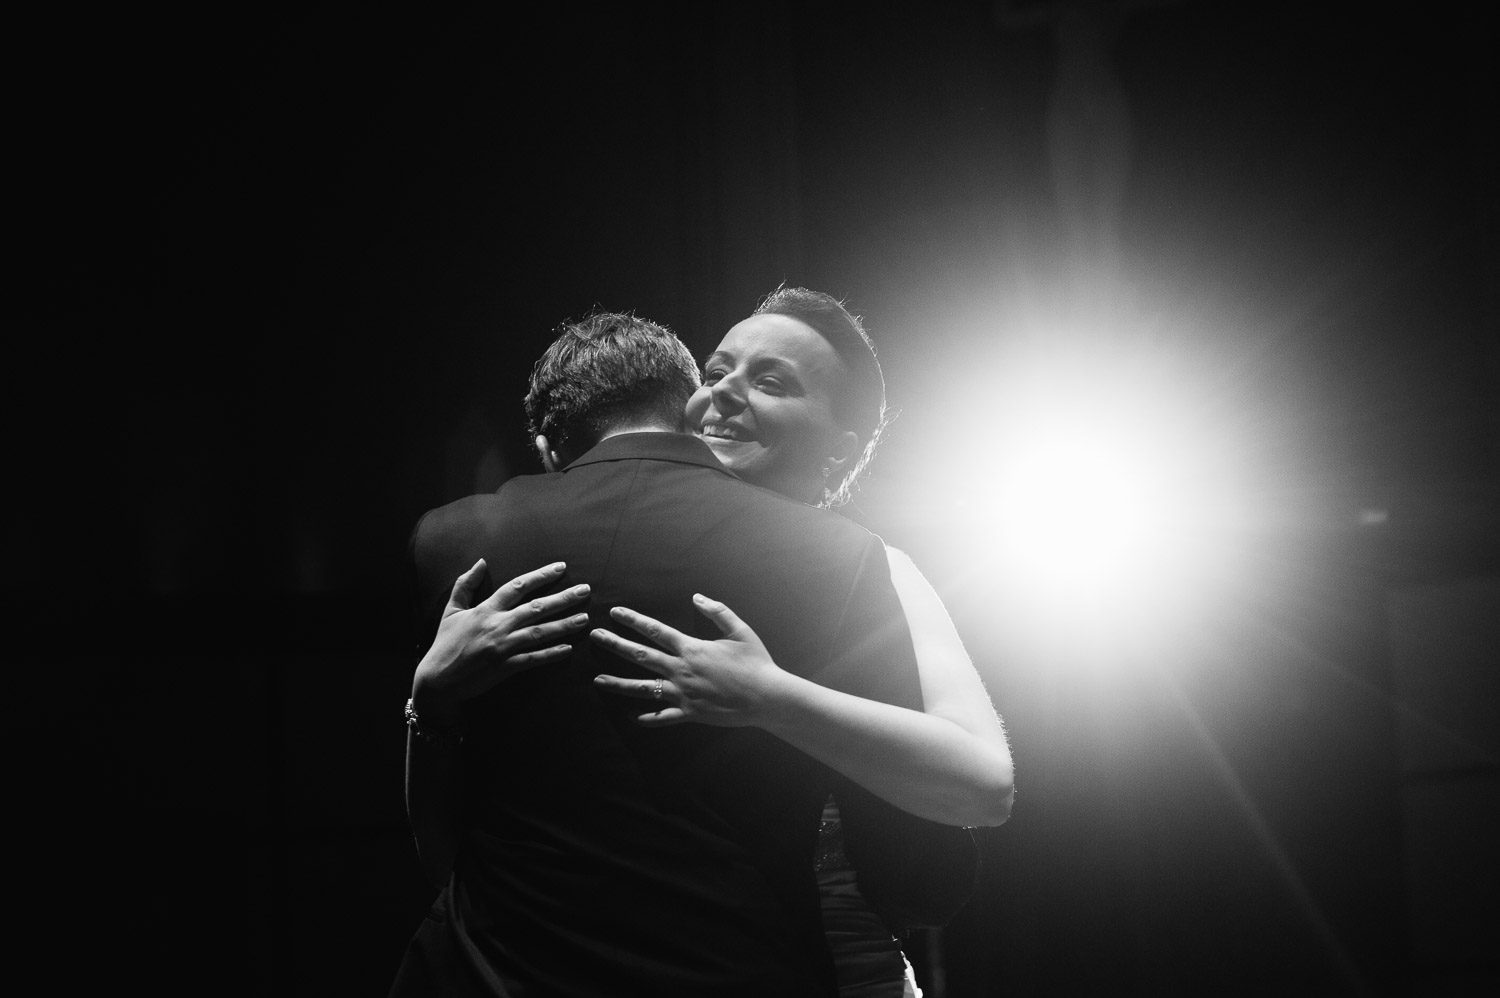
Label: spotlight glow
xmin=912 ymin=333 xmax=1253 ymax=657
xmin=990 ymin=417 xmax=1182 ymax=596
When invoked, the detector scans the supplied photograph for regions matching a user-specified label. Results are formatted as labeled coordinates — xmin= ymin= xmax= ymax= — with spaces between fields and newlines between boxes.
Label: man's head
xmin=524 ymin=311 xmax=702 ymax=469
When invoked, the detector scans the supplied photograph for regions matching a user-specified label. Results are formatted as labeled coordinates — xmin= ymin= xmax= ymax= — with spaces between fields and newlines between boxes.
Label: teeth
xmin=703 ymin=423 xmax=749 ymax=441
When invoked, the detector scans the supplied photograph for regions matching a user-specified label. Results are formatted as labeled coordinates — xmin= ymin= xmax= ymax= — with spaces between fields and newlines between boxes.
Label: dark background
xmin=11 ymin=2 xmax=1497 ymax=995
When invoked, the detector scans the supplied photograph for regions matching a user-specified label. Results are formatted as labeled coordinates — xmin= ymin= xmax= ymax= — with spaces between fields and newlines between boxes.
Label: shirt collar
xmin=564 ymin=431 xmax=735 ymax=476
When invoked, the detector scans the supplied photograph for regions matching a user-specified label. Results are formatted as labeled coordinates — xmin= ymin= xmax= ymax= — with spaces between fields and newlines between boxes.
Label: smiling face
xmin=685 ymin=313 xmax=859 ymax=504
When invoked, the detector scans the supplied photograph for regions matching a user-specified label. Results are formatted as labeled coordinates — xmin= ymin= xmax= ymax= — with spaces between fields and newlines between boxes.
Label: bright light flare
xmin=924 ymin=339 xmax=1253 ymax=658
xmin=990 ymin=418 xmax=1186 ymax=598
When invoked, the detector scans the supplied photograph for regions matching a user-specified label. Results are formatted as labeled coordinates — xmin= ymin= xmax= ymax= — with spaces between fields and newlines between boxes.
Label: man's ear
xmin=535 ymin=434 xmax=564 ymax=473
xmin=825 ymin=429 xmax=860 ymax=480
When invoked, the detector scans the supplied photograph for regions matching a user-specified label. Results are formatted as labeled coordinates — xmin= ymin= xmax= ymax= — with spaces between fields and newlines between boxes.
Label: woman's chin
xmin=701 ymin=434 xmax=753 ymax=467
xmin=703 ymin=438 xmax=774 ymax=486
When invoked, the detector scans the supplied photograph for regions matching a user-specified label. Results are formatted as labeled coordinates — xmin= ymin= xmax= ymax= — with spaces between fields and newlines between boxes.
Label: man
xmin=389 ymin=313 xmax=927 ymax=996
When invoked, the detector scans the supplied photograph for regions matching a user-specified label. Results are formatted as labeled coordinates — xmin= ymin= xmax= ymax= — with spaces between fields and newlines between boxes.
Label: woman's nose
xmin=709 ymin=373 xmax=747 ymax=413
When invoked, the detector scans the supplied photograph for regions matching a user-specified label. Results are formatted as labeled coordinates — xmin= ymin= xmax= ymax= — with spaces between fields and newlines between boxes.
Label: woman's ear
xmin=535 ymin=434 xmax=563 ymax=472
xmin=825 ymin=429 xmax=860 ymax=479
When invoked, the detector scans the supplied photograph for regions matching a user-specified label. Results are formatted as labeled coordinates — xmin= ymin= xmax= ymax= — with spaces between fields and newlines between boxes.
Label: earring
xmin=821 ymin=466 xmax=831 ymax=478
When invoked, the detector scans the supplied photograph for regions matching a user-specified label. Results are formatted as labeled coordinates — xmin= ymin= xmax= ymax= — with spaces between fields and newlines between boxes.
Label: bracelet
xmin=405 ymin=697 xmax=462 ymax=748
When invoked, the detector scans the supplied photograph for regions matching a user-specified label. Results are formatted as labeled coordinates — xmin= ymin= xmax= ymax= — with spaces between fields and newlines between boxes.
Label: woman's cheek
xmin=684 ymin=390 xmax=709 ymax=428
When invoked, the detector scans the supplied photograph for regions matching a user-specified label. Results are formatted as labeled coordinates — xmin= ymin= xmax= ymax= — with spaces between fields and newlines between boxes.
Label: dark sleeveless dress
xmin=816 ymin=798 xmax=920 ymax=998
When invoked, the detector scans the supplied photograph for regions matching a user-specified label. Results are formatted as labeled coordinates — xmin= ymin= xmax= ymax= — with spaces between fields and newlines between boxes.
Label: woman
xmin=591 ymin=287 xmax=1014 ymax=997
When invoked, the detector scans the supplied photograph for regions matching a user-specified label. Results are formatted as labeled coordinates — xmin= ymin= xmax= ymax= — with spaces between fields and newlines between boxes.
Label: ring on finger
xmin=652 ymin=679 xmax=664 ymax=701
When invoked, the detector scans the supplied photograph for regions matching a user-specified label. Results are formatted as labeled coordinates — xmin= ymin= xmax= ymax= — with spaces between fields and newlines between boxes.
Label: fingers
xmin=502 ymin=644 xmax=574 ymax=669
xmin=589 ymin=630 xmax=671 ymax=676
xmin=592 ymin=673 xmax=672 ymax=699
xmin=592 ymin=675 xmax=686 ymax=726
xmin=511 ymin=584 xmax=591 ymax=624
xmin=507 ymin=612 xmax=592 ymax=649
xmin=490 ymin=562 xmax=569 ymax=611
xmin=635 ymin=707 xmax=685 ymax=726
xmin=692 ymin=593 xmax=752 ymax=641
xmin=443 ymin=559 xmax=488 ymax=614
xmin=607 ymin=606 xmax=687 ymax=653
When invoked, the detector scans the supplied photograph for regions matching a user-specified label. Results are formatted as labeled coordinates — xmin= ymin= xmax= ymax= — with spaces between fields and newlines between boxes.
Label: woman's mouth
xmin=700 ymin=422 xmax=752 ymax=442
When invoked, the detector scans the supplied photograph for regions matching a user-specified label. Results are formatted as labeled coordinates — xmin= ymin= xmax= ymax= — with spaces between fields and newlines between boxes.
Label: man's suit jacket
xmin=392 ymin=432 xmax=926 ymax=997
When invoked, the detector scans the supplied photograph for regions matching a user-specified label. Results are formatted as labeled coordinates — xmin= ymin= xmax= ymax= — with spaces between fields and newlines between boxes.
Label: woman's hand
xmin=594 ymin=574 xmax=1014 ymax=826
xmin=590 ymin=594 xmax=795 ymax=727
xmin=411 ymin=559 xmax=591 ymax=724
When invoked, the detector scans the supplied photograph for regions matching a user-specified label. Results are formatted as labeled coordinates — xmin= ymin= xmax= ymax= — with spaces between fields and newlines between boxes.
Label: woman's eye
xmin=755 ymin=377 xmax=786 ymax=394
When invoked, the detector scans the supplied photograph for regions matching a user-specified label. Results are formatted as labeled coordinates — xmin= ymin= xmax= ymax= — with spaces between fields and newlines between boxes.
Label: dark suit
xmin=390 ymin=432 xmax=926 ymax=997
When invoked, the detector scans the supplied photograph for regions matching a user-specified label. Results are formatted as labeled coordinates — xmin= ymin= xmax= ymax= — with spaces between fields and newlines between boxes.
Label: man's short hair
xmin=524 ymin=311 xmax=702 ymax=456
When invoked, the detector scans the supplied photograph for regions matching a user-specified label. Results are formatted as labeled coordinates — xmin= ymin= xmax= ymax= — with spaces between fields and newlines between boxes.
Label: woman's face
xmin=685 ymin=313 xmax=858 ymax=504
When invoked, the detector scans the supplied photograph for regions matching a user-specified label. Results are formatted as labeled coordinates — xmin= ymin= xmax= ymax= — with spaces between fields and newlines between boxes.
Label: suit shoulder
xmin=413 ymin=493 xmax=498 ymax=544
xmin=708 ymin=477 xmax=886 ymax=553
xmin=410 ymin=479 xmax=549 ymax=564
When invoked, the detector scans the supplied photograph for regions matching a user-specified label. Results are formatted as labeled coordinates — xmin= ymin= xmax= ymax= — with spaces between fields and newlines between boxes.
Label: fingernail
xmin=693 ymin=593 xmax=709 ymax=605
xmin=572 ymin=584 xmax=590 ymax=596
xmin=550 ymin=562 xmax=566 ymax=572
xmin=572 ymin=614 xmax=589 ymax=625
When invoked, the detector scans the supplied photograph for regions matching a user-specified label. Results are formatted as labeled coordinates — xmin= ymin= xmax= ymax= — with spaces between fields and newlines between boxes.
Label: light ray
xmin=1161 ymin=669 xmax=1374 ymax=996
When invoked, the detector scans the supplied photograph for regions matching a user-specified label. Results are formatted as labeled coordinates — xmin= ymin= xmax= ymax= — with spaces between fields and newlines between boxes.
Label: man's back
xmin=403 ymin=433 xmax=922 ymax=997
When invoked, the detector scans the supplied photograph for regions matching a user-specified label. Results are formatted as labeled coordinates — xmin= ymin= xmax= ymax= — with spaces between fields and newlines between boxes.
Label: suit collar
xmin=565 ymin=431 xmax=734 ymax=476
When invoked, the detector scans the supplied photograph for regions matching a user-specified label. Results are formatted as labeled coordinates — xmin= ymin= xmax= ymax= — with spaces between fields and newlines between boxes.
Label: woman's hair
xmin=524 ymin=311 xmax=701 ymax=457
xmin=753 ymin=286 xmax=890 ymax=507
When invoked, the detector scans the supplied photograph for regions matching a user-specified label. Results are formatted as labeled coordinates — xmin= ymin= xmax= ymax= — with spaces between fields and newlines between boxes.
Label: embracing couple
xmin=389 ymin=288 xmax=1015 ymax=997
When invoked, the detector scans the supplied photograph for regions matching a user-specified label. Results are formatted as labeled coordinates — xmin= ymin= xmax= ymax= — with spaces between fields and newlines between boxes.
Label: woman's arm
xmin=590 ymin=551 xmax=1014 ymax=827
xmin=886 ymin=546 xmax=1015 ymax=821
xmin=406 ymin=559 xmax=591 ymax=887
